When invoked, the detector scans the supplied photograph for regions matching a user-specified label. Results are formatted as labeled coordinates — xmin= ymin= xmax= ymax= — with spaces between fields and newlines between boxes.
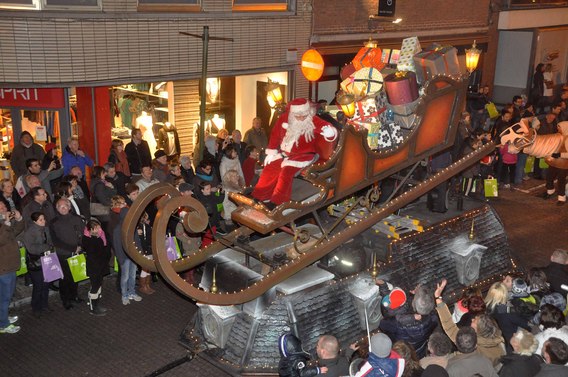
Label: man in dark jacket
xmin=0 ymin=201 xmax=24 ymax=334
xmin=10 ymin=131 xmax=45 ymax=178
xmin=50 ymin=198 xmax=84 ymax=310
xmin=125 ymin=128 xmax=152 ymax=176
xmin=316 ymin=335 xmax=349 ymax=377
xmin=536 ymin=338 xmax=568 ymax=377
xmin=278 ymin=333 xmax=326 ymax=377
xmin=543 ymin=249 xmax=568 ymax=294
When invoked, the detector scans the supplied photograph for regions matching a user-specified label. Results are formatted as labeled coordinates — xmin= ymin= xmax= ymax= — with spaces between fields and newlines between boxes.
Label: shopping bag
xmin=114 ymin=257 xmax=119 ymax=272
xmin=539 ymin=159 xmax=548 ymax=169
xmin=525 ymin=156 xmax=535 ymax=174
xmin=67 ymin=253 xmax=89 ymax=283
xmin=16 ymin=247 xmax=28 ymax=277
xmin=165 ymin=236 xmax=182 ymax=261
xmin=41 ymin=252 xmax=64 ymax=283
xmin=484 ymin=178 xmax=498 ymax=198
xmin=485 ymin=102 xmax=499 ymax=119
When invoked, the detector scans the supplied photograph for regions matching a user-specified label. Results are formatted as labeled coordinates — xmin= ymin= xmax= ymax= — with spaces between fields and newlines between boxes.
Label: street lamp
xmin=465 ymin=40 xmax=481 ymax=74
xmin=336 ymin=92 xmax=356 ymax=119
xmin=266 ymin=79 xmax=283 ymax=106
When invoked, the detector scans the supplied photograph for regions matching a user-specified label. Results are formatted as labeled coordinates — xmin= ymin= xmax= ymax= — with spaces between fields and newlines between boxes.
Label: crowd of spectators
xmin=0 ymin=117 xmax=268 ymax=327
xmin=278 ymin=250 xmax=568 ymax=377
xmin=460 ymin=85 xmax=568 ymax=204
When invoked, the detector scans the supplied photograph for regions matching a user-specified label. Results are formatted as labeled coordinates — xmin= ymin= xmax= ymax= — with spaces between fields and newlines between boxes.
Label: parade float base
xmin=178 ymin=198 xmax=519 ymax=376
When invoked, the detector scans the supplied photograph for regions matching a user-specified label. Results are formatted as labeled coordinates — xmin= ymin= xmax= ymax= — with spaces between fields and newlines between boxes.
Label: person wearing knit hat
xmin=353 ymin=333 xmax=405 ymax=377
xmin=251 ymin=98 xmax=338 ymax=209
xmin=151 ymin=150 xmax=169 ymax=182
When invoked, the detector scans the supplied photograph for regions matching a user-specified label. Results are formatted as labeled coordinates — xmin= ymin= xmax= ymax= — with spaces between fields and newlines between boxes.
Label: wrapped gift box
xmin=397 ymin=36 xmax=421 ymax=73
xmin=384 ymin=71 xmax=419 ymax=106
xmin=340 ymin=63 xmax=356 ymax=80
xmin=377 ymin=122 xmax=404 ymax=150
xmin=413 ymin=45 xmax=460 ymax=84
xmin=375 ymin=90 xmax=389 ymax=125
xmin=352 ymin=47 xmax=386 ymax=71
xmin=394 ymin=113 xmax=418 ymax=129
xmin=366 ymin=122 xmax=382 ymax=149
xmin=387 ymin=98 xmax=419 ymax=117
xmin=340 ymin=75 xmax=357 ymax=96
xmin=351 ymin=97 xmax=386 ymax=130
xmin=352 ymin=67 xmax=384 ymax=97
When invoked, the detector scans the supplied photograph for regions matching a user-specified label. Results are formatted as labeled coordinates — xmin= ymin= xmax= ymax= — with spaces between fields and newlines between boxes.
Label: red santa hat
xmin=288 ymin=98 xmax=312 ymax=116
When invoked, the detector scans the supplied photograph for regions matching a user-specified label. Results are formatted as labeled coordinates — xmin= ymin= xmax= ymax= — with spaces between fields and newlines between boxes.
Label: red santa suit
xmin=252 ymin=98 xmax=338 ymax=206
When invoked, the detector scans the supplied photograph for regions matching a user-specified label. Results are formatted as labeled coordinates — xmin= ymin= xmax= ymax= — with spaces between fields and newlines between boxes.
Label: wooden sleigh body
xmin=230 ymin=75 xmax=468 ymax=234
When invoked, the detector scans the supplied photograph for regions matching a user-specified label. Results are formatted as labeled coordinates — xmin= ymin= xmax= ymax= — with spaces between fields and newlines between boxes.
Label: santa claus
xmin=252 ymin=98 xmax=338 ymax=208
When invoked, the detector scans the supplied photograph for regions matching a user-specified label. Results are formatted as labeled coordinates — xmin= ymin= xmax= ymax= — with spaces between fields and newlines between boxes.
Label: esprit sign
xmin=378 ymin=0 xmax=396 ymax=17
xmin=0 ymin=88 xmax=65 ymax=109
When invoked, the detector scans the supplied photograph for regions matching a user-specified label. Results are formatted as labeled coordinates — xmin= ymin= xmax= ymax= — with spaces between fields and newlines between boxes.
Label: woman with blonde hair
xmin=484 ymin=282 xmax=510 ymax=314
xmin=485 ymin=281 xmax=531 ymax=354
xmin=498 ymin=328 xmax=542 ymax=377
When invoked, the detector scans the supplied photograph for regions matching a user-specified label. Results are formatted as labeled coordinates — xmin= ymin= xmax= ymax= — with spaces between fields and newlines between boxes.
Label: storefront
xmin=0 ymin=88 xmax=71 ymax=177
xmin=78 ymin=70 xmax=291 ymax=162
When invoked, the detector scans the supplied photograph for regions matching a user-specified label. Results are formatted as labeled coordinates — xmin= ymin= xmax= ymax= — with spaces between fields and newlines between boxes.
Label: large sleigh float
xmin=122 ymin=75 xmax=500 ymax=307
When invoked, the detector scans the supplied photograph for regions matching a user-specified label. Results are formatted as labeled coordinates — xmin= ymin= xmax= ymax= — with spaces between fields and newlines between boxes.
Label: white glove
xmin=263 ymin=150 xmax=283 ymax=166
xmin=320 ymin=125 xmax=338 ymax=142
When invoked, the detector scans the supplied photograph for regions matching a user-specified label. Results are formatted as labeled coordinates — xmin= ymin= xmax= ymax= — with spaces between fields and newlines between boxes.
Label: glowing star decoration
xmin=301 ymin=49 xmax=325 ymax=82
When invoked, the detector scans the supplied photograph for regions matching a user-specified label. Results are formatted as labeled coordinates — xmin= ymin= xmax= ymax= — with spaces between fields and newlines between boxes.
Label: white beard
xmin=282 ymin=116 xmax=315 ymax=151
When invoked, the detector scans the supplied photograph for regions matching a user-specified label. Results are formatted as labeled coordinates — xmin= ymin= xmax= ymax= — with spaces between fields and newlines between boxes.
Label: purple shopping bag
xmin=165 ymin=236 xmax=180 ymax=261
xmin=41 ymin=252 xmax=64 ymax=283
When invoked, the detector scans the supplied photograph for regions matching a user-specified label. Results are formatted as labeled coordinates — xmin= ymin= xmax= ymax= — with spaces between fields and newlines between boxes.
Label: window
xmin=137 ymin=0 xmax=200 ymax=12
xmin=0 ymin=0 xmax=38 ymax=10
xmin=42 ymin=0 xmax=100 ymax=10
xmin=232 ymin=0 xmax=289 ymax=12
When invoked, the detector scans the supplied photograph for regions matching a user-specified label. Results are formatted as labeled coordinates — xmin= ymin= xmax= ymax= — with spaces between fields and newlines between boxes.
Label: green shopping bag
xmin=67 ymin=253 xmax=89 ymax=283
xmin=114 ymin=257 xmax=119 ymax=272
xmin=525 ymin=156 xmax=535 ymax=174
xmin=539 ymin=159 xmax=548 ymax=169
xmin=485 ymin=102 xmax=499 ymax=119
xmin=484 ymin=178 xmax=498 ymax=197
xmin=16 ymin=247 xmax=28 ymax=277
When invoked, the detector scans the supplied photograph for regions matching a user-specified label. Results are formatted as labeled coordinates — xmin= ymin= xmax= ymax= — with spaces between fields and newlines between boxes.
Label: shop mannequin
xmin=158 ymin=122 xmax=181 ymax=160
xmin=136 ymin=111 xmax=157 ymax=155
xmin=206 ymin=114 xmax=226 ymax=134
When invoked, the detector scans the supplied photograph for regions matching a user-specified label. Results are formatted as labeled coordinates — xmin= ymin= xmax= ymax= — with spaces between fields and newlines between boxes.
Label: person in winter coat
xmin=107 ymin=139 xmax=131 ymax=177
xmin=193 ymin=160 xmax=220 ymax=190
xmin=379 ymin=283 xmax=439 ymax=359
xmin=535 ymin=338 xmax=568 ymax=377
xmin=278 ymin=332 xmax=327 ymax=377
xmin=179 ymin=156 xmax=195 ymax=185
xmin=219 ymin=144 xmax=245 ymax=182
xmin=436 ymin=279 xmax=506 ymax=366
xmin=499 ymin=328 xmax=542 ymax=377
xmin=534 ymin=304 xmax=568 ymax=355
xmin=90 ymin=166 xmax=117 ymax=207
xmin=22 ymin=212 xmax=53 ymax=317
xmin=10 ymin=131 xmax=45 ymax=178
xmin=0 ymin=202 xmax=24 ymax=334
xmin=50 ymin=198 xmax=85 ymax=310
xmin=81 ymin=218 xmax=111 ymax=316
xmin=108 ymin=196 xmax=142 ymax=306
xmin=61 ymin=136 xmax=94 ymax=176
xmin=353 ymin=332 xmax=405 ymax=377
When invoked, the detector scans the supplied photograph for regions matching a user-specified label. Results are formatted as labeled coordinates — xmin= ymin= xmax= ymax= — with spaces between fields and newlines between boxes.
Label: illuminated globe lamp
xmin=465 ymin=40 xmax=481 ymax=74
xmin=301 ymin=49 xmax=325 ymax=82
xmin=336 ymin=91 xmax=356 ymax=119
xmin=266 ymin=78 xmax=283 ymax=107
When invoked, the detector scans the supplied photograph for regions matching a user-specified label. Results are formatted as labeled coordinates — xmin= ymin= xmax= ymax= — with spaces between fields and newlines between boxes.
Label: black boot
xmin=89 ymin=298 xmax=107 ymax=316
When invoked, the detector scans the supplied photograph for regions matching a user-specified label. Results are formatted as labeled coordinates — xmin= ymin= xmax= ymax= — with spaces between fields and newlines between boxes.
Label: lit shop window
xmin=137 ymin=0 xmax=200 ymax=12
xmin=0 ymin=0 xmax=39 ymax=10
xmin=233 ymin=0 xmax=289 ymax=12
xmin=42 ymin=0 xmax=101 ymax=10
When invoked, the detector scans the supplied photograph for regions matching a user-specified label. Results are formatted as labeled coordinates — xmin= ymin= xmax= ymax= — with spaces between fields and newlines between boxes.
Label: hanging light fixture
xmin=206 ymin=77 xmax=220 ymax=104
xmin=266 ymin=78 xmax=283 ymax=107
xmin=336 ymin=92 xmax=356 ymax=119
xmin=465 ymin=40 xmax=481 ymax=74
